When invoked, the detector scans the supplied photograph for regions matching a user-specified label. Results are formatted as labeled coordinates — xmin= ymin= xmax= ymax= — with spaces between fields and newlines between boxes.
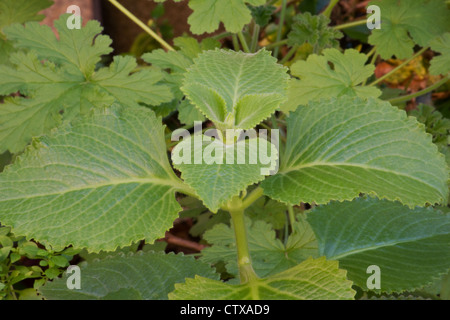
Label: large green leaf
xmin=182 ymin=49 xmax=289 ymax=130
xmin=0 ymin=16 xmax=172 ymax=153
xmin=262 ymin=97 xmax=448 ymax=207
xmin=40 ymin=251 xmax=218 ymax=300
xmin=169 ymin=257 xmax=355 ymax=300
xmin=0 ymin=105 xmax=185 ymax=252
xmin=282 ymin=49 xmax=381 ymax=113
xmin=201 ymin=216 xmax=318 ymax=278
xmin=367 ymin=0 xmax=450 ymax=59
xmin=307 ymin=197 xmax=450 ymax=293
xmin=172 ymin=135 xmax=278 ymax=212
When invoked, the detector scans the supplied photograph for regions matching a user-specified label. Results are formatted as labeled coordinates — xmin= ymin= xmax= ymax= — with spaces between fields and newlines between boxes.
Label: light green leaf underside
xmin=0 ymin=15 xmax=172 ymax=153
xmin=0 ymin=105 xmax=183 ymax=252
xmin=367 ymin=0 xmax=450 ymax=59
xmin=262 ymin=97 xmax=448 ymax=207
xmin=182 ymin=49 xmax=289 ymax=129
xmin=201 ymin=216 xmax=318 ymax=278
xmin=169 ymin=257 xmax=355 ymax=300
xmin=429 ymin=33 xmax=450 ymax=76
xmin=282 ymin=48 xmax=381 ymax=113
xmin=307 ymin=197 xmax=450 ymax=293
xmin=40 ymin=251 xmax=218 ymax=300
xmin=172 ymin=135 xmax=278 ymax=212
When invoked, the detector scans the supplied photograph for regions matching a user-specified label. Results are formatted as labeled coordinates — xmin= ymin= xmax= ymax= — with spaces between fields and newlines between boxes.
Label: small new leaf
xmin=287 ymin=12 xmax=343 ymax=52
xmin=182 ymin=49 xmax=289 ymax=130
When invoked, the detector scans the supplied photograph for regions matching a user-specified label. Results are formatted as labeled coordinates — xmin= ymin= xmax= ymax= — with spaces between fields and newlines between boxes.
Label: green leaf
xmin=188 ymin=0 xmax=266 ymax=34
xmin=201 ymin=216 xmax=318 ymax=278
xmin=0 ymin=105 xmax=184 ymax=252
xmin=262 ymin=96 xmax=448 ymax=207
xmin=245 ymin=196 xmax=288 ymax=230
xmin=182 ymin=49 xmax=289 ymax=129
xmin=367 ymin=0 xmax=450 ymax=59
xmin=307 ymin=197 xmax=450 ymax=293
xmin=282 ymin=48 xmax=381 ymax=113
xmin=40 ymin=251 xmax=218 ymax=300
xmin=0 ymin=0 xmax=52 ymax=33
xmin=429 ymin=33 xmax=450 ymax=76
xmin=172 ymin=135 xmax=278 ymax=212
xmin=0 ymin=16 xmax=172 ymax=153
xmin=169 ymin=257 xmax=355 ymax=300
xmin=248 ymin=5 xmax=276 ymax=27
xmin=287 ymin=12 xmax=343 ymax=52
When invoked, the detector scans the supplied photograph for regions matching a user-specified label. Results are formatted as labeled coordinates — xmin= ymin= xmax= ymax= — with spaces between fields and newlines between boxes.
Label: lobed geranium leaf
xmin=172 ymin=135 xmax=278 ymax=212
xmin=169 ymin=257 xmax=355 ymax=300
xmin=0 ymin=105 xmax=184 ymax=252
xmin=262 ymin=97 xmax=448 ymax=208
xmin=182 ymin=49 xmax=289 ymax=130
xmin=142 ymin=36 xmax=220 ymax=125
xmin=0 ymin=15 xmax=172 ymax=153
xmin=429 ymin=33 xmax=450 ymax=76
xmin=367 ymin=0 xmax=450 ymax=59
xmin=201 ymin=216 xmax=318 ymax=278
xmin=40 ymin=251 xmax=218 ymax=300
xmin=0 ymin=0 xmax=52 ymax=33
xmin=307 ymin=197 xmax=450 ymax=293
xmin=287 ymin=12 xmax=343 ymax=52
xmin=282 ymin=48 xmax=381 ymax=113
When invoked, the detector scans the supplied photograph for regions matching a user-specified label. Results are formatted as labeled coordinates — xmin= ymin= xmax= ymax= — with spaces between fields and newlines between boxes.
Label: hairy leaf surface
xmin=40 ymin=251 xmax=218 ymax=300
xmin=169 ymin=257 xmax=355 ymax=300
xmin=262 ymin=97 xmax=448 ymax=207
xmin=307 ymin=197 xmax=450 ymax=292
xmin=182 ymin=49 xmax=289 ymax=129
xmin=172 ymin=135 xmax=278 ymax=212
xmin=0 ymin=105 xmax=184 ymax=252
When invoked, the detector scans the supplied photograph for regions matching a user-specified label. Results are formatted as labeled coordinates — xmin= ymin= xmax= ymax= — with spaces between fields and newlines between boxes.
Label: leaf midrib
xmin=280 ymin=161 xmax=439 ymax=191
xmin=0 ymin=177 xmax=182 ymax=202
xmin=328 ymin=231 xmax=449 ymax=260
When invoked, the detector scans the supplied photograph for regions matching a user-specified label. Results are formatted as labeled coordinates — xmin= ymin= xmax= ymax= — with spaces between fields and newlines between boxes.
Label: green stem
xmin=273 ymin=0 xmax=288 ymax=58
xmin=232 ymin=34 xmax=240 ymax=51
xmin=287 ymin=205 xmax=296 ymax=229
xmin=279 ymin=45 xmax=298 ymax=64
xmin=212 ymin=32 xmax=233 ymax=40
xmin=265 ymin=39 xmax=288 ymax=50
xmin=250 ymin=24 xmax=260 ymax=53
xmin=333 ymin=19 xmax=367 ymax=30
xmin=387 ymin=75 xmax=449 ymax=105
xmin=237 ymin=31 xmax=250 ymax=53
xmin=322 ymin=0 xmax=339 ymax=18
xmin=108 ymin=0 xmax=174 ymax=51
xmin=228 ymin=197 xmax=258 ymax=284
xmin=241 ymin=186 xmax=264 ymax=210
xmin=368 ymin=47 xmax=428 ymax=87
xmin=362 ymin=46 xmax=377 ymax=86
